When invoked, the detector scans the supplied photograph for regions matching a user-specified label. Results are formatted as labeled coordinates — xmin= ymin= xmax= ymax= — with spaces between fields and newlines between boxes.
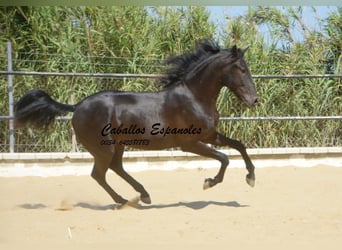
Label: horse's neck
xmin=168 ymin=83 xmax=220 ymax=124
xmin=187 ymin=76 xmax=222 ymax=107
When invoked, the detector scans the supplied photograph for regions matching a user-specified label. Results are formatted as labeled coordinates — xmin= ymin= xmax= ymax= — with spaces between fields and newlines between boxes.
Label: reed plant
xmin=0 ymin=6 xmax=340 ymax=152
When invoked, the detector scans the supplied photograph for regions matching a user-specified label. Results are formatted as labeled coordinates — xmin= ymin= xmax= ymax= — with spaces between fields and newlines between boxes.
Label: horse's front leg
xmin=204 ymin=132 xmax=256 ymax=187
xmin=181 ymin=141 xmax=229 ymax=189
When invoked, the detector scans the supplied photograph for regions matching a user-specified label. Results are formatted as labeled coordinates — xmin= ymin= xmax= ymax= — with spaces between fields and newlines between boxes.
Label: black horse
xmin=14 ymin=39 xmax=258 ymax=206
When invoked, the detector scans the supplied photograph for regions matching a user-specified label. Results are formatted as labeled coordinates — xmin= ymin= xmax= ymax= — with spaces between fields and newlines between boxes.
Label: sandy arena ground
xmin=1 ymin=166 xmax=342 ymax=250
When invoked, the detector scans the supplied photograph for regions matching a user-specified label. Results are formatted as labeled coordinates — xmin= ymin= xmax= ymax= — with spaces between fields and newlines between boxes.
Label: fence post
xmin=7 ymin=41 xmax=15 ymax=153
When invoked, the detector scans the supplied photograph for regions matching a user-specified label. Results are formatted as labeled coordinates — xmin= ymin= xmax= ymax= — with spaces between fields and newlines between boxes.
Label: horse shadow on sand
xmin=18 ymin=200 xmax=249 ymax=211
xmin=73 ymin=200 xmax=249 ymax=211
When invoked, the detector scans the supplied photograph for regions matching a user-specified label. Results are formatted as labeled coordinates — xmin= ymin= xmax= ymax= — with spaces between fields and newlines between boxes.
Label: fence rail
xmin=1 ymin=70 xmax=342 ymax=79
xmin=2 ymin=115 xmax=342 ymax=121
xmin=219 ymin=116 xmax=342 ymax=121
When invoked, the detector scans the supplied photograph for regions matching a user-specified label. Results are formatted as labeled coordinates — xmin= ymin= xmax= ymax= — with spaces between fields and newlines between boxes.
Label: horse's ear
xmin=231 ymin=45 xmax=238 ymax=57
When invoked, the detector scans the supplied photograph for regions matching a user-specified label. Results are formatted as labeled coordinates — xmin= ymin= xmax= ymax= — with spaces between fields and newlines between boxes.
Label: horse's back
xmin=71 ymin=91 xmax=167 ymax=152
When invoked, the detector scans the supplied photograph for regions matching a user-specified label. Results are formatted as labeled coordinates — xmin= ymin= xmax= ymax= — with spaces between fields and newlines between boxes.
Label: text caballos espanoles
xmin=101 ymin=122 xmax=202 ymax=137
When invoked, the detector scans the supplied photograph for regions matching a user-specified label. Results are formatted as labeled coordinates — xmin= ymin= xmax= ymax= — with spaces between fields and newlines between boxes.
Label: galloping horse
xmin=14 ymin=39 xmax=258 ymax=206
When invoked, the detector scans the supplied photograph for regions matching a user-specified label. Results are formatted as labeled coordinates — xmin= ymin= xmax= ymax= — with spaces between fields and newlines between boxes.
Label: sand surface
xmin=1 ymin=166 xmax=342 ymax=250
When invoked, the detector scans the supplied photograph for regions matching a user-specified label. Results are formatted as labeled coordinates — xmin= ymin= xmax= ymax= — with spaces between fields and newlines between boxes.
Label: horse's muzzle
xmin=244 ymin=95 xmax=259 ymax=107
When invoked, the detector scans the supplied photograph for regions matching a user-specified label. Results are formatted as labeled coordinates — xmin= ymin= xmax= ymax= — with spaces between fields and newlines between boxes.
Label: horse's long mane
xmin=159 ymin=39 xmax=224 ymax=88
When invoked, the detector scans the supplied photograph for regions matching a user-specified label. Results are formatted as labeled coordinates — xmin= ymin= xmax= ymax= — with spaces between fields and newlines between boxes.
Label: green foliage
xmin=0 ymin=6 xmax=341 ymax=152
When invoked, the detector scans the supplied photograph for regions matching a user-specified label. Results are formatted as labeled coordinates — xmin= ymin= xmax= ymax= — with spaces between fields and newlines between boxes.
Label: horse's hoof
xmin=116 ymin=196 xmax=140 ymax=210
xmin=141 ymin=195 xmax=152 ymax=204
xmin=203 ymin=178 xmax=213 ymax=190
xmin=246 ymin=174 xmax=255 ymax=187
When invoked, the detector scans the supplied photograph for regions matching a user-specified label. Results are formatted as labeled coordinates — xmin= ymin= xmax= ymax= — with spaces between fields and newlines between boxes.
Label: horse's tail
xmin=14 ymin=89 xmax=76 ymax=129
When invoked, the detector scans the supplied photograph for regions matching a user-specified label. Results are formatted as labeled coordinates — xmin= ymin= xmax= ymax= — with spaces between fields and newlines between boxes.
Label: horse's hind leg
xmin=109 ymin=145 xmax=151 ymax=204
xmin=91 ymin=158 xmax=128 ymax=205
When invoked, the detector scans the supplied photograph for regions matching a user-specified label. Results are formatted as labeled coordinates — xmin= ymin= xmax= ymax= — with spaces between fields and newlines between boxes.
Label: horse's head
xmin=160 ymin=40 xmax=258 ymax=107
xmin=221 ymin=46 xmax=258 ymax=107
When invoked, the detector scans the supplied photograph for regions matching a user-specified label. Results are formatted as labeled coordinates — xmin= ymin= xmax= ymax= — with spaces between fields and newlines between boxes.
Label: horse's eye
xmin=239 ymin=67 xmax=246 ymax=74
